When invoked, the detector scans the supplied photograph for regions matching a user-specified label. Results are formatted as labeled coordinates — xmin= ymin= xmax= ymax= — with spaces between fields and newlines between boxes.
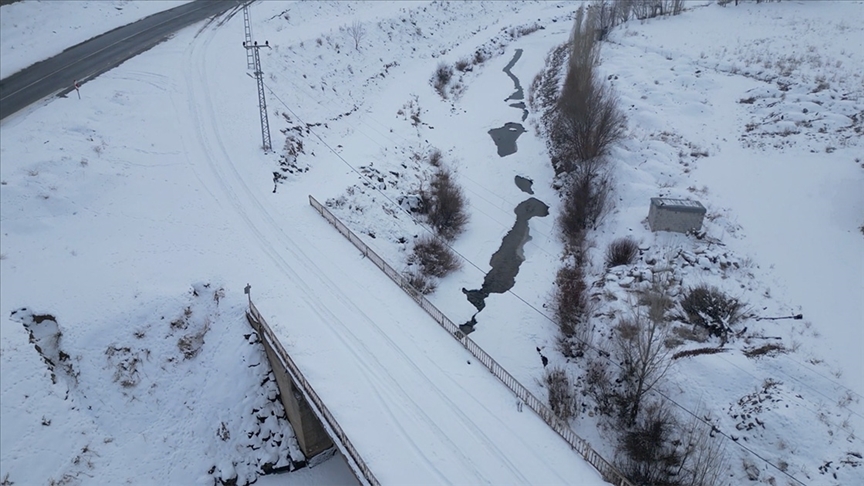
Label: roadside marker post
xmin=73 ymin=80 xmax=80 ymax=99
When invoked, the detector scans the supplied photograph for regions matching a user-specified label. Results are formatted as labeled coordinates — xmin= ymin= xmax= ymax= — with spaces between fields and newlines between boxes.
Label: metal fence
xmin=308 ymin=195 xmax=633 ymax=486
xmin=246 ymin=303 xmax=380 ymax=486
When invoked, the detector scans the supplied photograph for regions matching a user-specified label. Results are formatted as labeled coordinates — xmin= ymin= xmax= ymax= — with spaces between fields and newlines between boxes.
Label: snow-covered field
xmin=1 ymin=1 xmax=862 ymax=485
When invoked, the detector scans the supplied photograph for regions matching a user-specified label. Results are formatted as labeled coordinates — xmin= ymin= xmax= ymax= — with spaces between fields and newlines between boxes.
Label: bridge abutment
xmin=246 ymin=313 xmax=334 ymax=459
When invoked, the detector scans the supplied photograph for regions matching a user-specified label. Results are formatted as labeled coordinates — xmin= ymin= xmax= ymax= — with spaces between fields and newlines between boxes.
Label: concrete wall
xmin=648 ymin=197 xmax=706 ymax=233
xmin=246 ymin=314 xmax=334 ymax=459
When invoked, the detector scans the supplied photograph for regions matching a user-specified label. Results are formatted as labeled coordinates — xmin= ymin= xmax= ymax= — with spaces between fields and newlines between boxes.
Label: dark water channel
xmin=488 ymin=49 xmax=527 ymax=157
xmin=514 ymin=175 xmax=534 ymax=194
xmin=462 ymin=49 xmax=549 ymax=335
xmin=461 ymin=195 xmax=548 ymax=334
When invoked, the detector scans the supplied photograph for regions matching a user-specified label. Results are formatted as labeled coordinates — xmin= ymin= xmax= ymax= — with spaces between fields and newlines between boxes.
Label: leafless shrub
xmin=473 ymin=49 xmax=489 ymax=66
xmin=529 ymin=43 xmax=568 ymax=113
xmin=432 ymin=62 xmax=453 ymax=99
xmin=545 ymin=367 xmax=576 ymax=422
xmin=672 ymin=325 xmax=710 ymax=343
xmin=217 ymin=422 xmax=230 ymax=441
xmin=178 ymin=321 xmax=210 ymax=360
xmin=605 ymin=237 xmax=639 ymax=267
xmin=557 ymin=161 xmax=611 ymax=252
xmin=409 ymin=235 xmax=461 ymax=278
xmin=553 ymin=264 xmax=589 ymax=347
xmin=679 ymin=410 xmax=729 ymax=486
xmin=742 ymin=343 xmax=787 ymax=359
xmin=618 ymin=398 xmax=728 ymax=485
xmin=347 ymin=21 xmax=365 ymax=50
xmin=106 ymin=346 xmax=143 ymax=388
xmin=672 ymin=346 xmax=727 ymax=360
xmin=403 ymin=270 xmax=437 ymax=295
xmin=584 ymin=354 xmax=618 ymax=417
xmin=677 ymin=284 xmax=745 ymax=341
xmin=509 ymin=23 xmax=543 ymax=39
xmin=618 ymin=401 xmax=681 ymax=481
xmin=454 ymin=58 xmax=471 ymax=72
xmin=419 ymin=167 xmax=468 ymax=241
xmin=427 ymin=148 xmax=443 ymax=168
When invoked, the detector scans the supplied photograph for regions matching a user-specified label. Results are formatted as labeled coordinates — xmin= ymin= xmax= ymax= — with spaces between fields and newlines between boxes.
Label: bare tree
xmin=614 ymin=295 xmax=673 ymax=425
xmin=348 ymin=21 xmax=365 ymax=51
xmin=678 ymin=408 xmax=729 ymax=486
xmin=550 ymin=5 xmax=625 ymax=167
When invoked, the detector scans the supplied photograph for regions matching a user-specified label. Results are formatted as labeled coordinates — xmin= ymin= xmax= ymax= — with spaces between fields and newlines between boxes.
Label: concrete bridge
xmin=239 ymin=197 xmax=632 ymax=485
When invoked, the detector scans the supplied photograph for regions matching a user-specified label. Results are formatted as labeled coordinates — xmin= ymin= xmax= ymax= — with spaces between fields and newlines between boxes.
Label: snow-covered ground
xmin=0 ymin=0 xmax=191 ymax=79
xmin=1 ymin=1 xmax=862 ymax=485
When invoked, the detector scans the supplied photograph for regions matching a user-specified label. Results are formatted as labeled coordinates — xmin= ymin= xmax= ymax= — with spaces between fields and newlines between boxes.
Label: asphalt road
xmin=0 ymin=0 xmax=243 ymax=120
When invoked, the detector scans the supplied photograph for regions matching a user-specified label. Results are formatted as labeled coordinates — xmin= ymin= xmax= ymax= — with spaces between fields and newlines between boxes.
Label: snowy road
xmin=0 ymin=0 xmax=241 ymax=120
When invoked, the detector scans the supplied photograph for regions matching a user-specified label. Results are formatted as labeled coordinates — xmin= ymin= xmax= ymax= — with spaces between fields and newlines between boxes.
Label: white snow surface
xmin=0 ymin=0 xmax=191 ymax=79
xmin=1 ymin=1 xmax=863 ymax=485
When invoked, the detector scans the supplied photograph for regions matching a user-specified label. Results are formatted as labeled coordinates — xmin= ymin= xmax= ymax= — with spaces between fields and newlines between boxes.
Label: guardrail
xmin=246 ymin=302 xmax=380 ymax=486
xmin=309 ymin=194 xmax=633 ymax=486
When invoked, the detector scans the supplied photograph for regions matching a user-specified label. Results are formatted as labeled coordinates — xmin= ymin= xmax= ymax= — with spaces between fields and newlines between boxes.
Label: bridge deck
xmin=255 ymin=215 xmax=608 ymax=485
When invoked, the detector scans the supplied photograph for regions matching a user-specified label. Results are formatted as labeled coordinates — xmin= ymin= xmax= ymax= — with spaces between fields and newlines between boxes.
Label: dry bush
xmin=420 ymin=167 xmax=468 ymax=241
xmin=584 ymin=354 xmax=618 ymax=417
xmin=619 ymin=401 xmax=729 ymax=486
xmin=677 ymin=284 xmax=745 ymax=340
xmin=454 ymin=58 xmax=471 ymax=72
xmin=409 ymin=235 xmax=461 ymax=278
xmin=618 ymin=401 xmax=682 ymax=483
xmin=553 ymin=264 xmax=589 ymax=343
xmin=545 ymin=367 xmax=576 ymax=422
xmin=530 ymin=43 xmax=569 ymax=113
xmin=403 ymin=270 xmax=437 ymax=295
xmin=557 ymin=161 xmax=611 ymax=252
xmin=605 ymin=237 xmax=639 ymax=267
xmin=742 ymin=343 xmax=787 ymax=359
xmin=432 ymin=62 xmax=453 ymax=98
xmin=427 ymin=148 xmax=443 ymax=168
xmin=672 ymin=347 xmax=727 ymax=360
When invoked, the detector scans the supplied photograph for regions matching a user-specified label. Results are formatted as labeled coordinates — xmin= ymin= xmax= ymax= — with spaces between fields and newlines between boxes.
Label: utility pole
xmin=244 ymin=39 xmax=272 ymax=152
xmin=242 ymin=3 xmax=254 ymax=70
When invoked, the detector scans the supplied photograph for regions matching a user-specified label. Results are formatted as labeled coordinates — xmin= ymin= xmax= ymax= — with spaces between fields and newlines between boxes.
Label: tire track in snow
xmin=181 ymin=22 xmax=543 ymax=484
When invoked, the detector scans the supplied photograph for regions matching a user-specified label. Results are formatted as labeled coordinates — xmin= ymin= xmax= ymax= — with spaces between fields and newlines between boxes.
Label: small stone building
xmin=647 ymin=197 xmax=706 ymax=234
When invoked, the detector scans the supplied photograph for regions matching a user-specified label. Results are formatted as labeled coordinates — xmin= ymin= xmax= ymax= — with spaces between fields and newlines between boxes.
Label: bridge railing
xmin=309 ymin=194 xmax=633 ymax=486
xmin=246 ymin=302 xmax=380 ymax=486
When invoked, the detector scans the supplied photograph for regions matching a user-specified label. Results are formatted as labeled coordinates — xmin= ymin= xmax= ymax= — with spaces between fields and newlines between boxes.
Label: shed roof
xmin=650 ymin=197 xmax=706 ymax=214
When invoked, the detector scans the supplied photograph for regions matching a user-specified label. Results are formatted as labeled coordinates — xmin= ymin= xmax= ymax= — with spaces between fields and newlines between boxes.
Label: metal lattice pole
xmin=242 ymin=4 xmax=254 ymax=70
xmin=244 ymin=40 xmax=272 ymax=152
